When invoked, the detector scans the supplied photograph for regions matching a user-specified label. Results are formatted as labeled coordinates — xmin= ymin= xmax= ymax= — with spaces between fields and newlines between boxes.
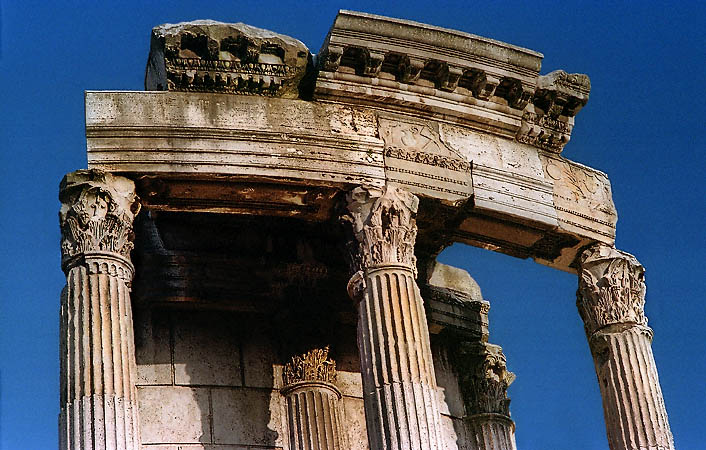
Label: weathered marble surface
xmin=316 ymin=10 xmax=589 ymax=155
xmin=59 ymin=170 xmax=142 ymax=450
xmin=577 ymin=245 xmax=674 ymax=450
xmin=146 ymin=20 xmax=310 ymax=97
xmin=85 ymin=89 xmax=615 ymax=272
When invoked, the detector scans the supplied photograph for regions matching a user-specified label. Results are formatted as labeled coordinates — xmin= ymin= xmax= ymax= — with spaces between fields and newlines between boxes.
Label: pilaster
xmin=280 ymin=347 xmax=346 ymax=450
xmin=344 ymin=185 xmax=443 ymax=450
xmin=577 ymin=244 xmax=674 ymax=450
xmin=59 ymin=169 xmax=141 ymax=450
xmin=457 ymin=342 xmax=517 ymax=450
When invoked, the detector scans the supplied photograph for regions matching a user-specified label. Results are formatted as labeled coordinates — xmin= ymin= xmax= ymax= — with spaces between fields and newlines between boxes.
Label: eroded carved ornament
xmin=60 ymin=170 xmax=140 ymax=269
xmin=457 ymin=342 xmax=515 ymax=416
xmin=343 ymin=185 xmax=419 ymax=274
xmin=577 ymin=244 xmax=647 ymax=336
xmin=282 ymin=347 xmax=337 ymax=386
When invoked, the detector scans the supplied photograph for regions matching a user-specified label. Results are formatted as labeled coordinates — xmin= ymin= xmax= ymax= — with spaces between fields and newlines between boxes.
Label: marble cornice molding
xmin=342 ymin=185 xmax=419 ymax=276
xmin=145 ymin=21 xmax=310 ymax=98
xmin=577 ymin=243 xmax=648 ymax=337
xmin=59 ymin=169 xmax=140 ymax=274
xmin=316 ymin=10 xmax=590 ymax=154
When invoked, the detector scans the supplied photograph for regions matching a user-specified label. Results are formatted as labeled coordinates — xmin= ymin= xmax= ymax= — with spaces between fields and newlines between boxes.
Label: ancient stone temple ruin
xmin=58 ymin=10 xmax=674 ymax=450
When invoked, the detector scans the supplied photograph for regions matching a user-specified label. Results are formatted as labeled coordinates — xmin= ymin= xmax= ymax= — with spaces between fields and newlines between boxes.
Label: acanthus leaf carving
xmin=457 ymin=342 xmax=515 ymax=416
xmin=343 ymin=185 xmax=419 ymax=274
xmin=282 ymin=346 xmax=337 ymax=386
xmin=577 ymin=244 xmax=647 ymax=337
xmin=59 ymin=170 xmax=140 ymax=270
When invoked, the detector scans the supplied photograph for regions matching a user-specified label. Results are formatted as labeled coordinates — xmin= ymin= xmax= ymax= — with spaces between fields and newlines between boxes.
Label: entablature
xmin=86 ymin=89 xmax=615 ymax=272
xmin=83 ymin=10 xmax=616 ymax=273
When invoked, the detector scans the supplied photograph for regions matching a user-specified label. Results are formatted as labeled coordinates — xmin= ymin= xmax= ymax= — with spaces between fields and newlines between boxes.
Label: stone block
xmin=138 ymin=386 xmax=211 ymax=444
xmin=134 ymin=308 xmax=173 ymax=385
xmin=212 ymin=388 xmax=284 ymax=447
xmin=439 ymin=415 xmax=464 ymax=450
xmin=336 ymin=370 xmax=363 ymax=398
xmin=432 ymin=343 xmax=465 ymax=418
xmin=173 ymin=310 xmax=241 ymax=386
xmin=342 ymin=397 xmax=368 ymax=450
xmin=240 ymin=320 xmax=278 ymax=389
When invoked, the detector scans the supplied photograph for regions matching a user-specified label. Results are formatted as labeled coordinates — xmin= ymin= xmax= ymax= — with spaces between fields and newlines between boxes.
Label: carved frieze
xmin=343 ymin=185 xmax=419 ymax=274
xmin=146 ymin=21 xmax=310 ymax=97
xmin=379 ymin=117 xmax=473 ymax=204
xmin=59 ymin=170 xmax=140 ymax=271
xmin=541 ymin=155 xmax=617 ymax=242
xmin=577 ymin=244 xmax=647 ymax=336
xmin=457 ymin=342 xmax=515 ymax=416
xmin=282 ymin=347 xmax=337 ymax=387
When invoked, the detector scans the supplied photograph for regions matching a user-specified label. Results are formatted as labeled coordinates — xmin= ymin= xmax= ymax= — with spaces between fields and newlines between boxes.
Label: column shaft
xmin=466 ymin=415 xmax=517 ymax=450
xmin=285 ymin=385 xmax=345 ymax=450
xmin=281 ymin=347 xmax=346 ymax=450
xmin=345 ymin=186 xmax=443 ymax=450
xmin=60 ymin=259 xmax=140 ymax=450
xmin=578 ymin=244 xmax=674 ymax=450
xmin=59 ymin=170 xmax=141 ymax=450
xmin=591 ymin=326 xmax=673 ymax=450
xmin=357 ymin=267 xmax=441 ymax=450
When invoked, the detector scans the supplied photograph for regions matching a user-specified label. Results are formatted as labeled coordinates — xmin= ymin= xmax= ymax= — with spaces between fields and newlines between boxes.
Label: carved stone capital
xmin=282 ymin=347 xmax=337 ymax=387
xmin=59 ymin=170 xmax=140 ymax=273
xmin=343 ymin=185 xmax=419 ymax=274
xmin=458 ymin=342 xmax=515 ymax=417
xmin=577 ymin=244 xmax=647 ymax=337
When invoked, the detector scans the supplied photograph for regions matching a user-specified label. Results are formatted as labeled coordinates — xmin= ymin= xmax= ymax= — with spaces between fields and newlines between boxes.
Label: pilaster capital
xmin=577 ymin=244 xmax=647 ymax=337
xmin=458 ymin=342 xmax=515 ymax=417
xmin=281 ymin=347 xmax=338 ymax=392
xmin=59 ymin=169 xmax=140 ymax=273
xmin=342 ymin=185 xmax=419 ymax=275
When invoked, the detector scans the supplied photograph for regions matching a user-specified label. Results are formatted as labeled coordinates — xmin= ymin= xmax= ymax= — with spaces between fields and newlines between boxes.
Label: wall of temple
xmin=133 ymin=305 xmax=471 ymax=450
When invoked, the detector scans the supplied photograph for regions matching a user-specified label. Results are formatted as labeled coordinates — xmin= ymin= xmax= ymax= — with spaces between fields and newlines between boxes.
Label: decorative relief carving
xmin=541 ymin=155 xmax=616 ymax=240
xmin=343 ymin=185 xmax=419 ymax=274
xmin=577 ymin=244 xmax=647 ymax=336
xmin=384 ymin=147 xmax=471 ymax=173
xmin=516 ymin=70 xmax=591 ymax=153
xmin=59 ymin=170 xmax=140 ymax=270
xmin=146 ymin=21 xmax=310 ymax=97
xmin=379 ymin=118 xmax=473 ymax=203
xmin=516 ymin=111 xmax=571 ymax=153
xmin=457 ymin=343 xmax=515 ymax=416
xmin=282 ymin=347 xmax=337 ymax=386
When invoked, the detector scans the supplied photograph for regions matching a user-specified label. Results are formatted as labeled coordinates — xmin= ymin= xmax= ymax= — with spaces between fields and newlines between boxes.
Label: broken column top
xmin=145 ymin=20 xmax=310 ymax=97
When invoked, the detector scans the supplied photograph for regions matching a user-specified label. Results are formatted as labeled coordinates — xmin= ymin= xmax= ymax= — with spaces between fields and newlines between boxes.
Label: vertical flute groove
xmin=355 ymin=267 xmax=442 ymax=450
xmin=578 ymin=244 xmax=674 ymax=450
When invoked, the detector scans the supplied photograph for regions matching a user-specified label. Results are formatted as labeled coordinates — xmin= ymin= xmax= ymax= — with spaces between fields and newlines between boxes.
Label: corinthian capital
xmin=577 ymin=244 xmax=647 ymax=336
xmin=343 ymin=185 xmax=419 ymax=273
xmin=59 ymin=170 xmax=140 ymax=270
xmin=458 ymin=342 xmax=515 ymax=416
xmin=282 ymin=347 xmax=337 ymax=387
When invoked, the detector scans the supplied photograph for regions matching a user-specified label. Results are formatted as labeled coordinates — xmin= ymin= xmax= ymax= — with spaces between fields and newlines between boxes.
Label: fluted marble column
xmin=344 ymin=185 xmax=443 ymax=450
xmin=59 ymin=170 xmax=141 ymax=450
xmin=281 ymin=347 xmax=346 ymax=450
xmin=457 ymin=342 xmax=517 ymax=450
xmin=577 ymin=244 xmax=674 ymax=450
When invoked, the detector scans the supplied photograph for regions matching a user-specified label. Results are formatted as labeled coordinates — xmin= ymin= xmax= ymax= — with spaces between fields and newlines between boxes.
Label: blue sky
xmin=1 ymin=1 xmax=704 ymax=449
